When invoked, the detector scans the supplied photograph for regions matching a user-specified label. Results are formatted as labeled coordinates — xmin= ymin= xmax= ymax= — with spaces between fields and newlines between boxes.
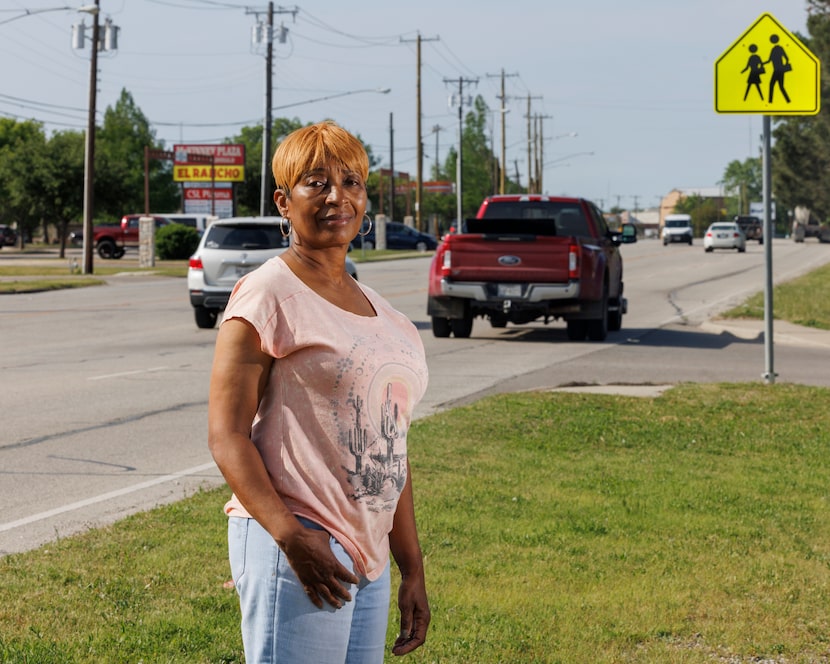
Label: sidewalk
xmin=550 ymin=317 xmax=830 ymax=399
xmin=701 ymin=317 xmax=830 ymax=349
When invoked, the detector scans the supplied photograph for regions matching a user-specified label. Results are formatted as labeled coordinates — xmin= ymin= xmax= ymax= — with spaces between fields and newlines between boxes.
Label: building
xmin=659 ymin=187 xmax=727 ymax=234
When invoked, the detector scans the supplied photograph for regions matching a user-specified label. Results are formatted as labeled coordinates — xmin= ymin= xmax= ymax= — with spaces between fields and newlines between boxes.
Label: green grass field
xmin=2 ymin=383 xmax=830 ymax=663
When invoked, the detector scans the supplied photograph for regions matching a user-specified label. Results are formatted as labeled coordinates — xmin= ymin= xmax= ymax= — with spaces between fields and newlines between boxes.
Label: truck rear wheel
xmin=97 ymin=239 xmax=117 ymax=259
xmin=431 ymin=316 xmax=451 ymax=338
xmin=194 ymin=306 xmax=218 ymax=329
xmin=607 ymin=299 xmax=623 ymax=332
xmin=566 ymin=320 xmax=587 ymax=341
xmin=586 ymin=287 xmax=609 ymax=341
xmin=450 ymin=315 xmax=473 ymax=338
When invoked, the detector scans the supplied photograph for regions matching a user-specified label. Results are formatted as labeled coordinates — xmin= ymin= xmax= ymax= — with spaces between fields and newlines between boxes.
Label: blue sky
xmin=0 ymin=0 xmax=811 ymax=211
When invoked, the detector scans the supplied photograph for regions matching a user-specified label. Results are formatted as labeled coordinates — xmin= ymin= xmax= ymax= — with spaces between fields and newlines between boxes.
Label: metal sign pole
xmin=762 ymin=115 xmax=776 ymax=384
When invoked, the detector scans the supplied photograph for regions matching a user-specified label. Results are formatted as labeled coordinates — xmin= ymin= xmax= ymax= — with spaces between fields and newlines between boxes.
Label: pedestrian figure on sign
xmin=765 ymin=34 xmax=791 ymax=103
xmin=741 ymin=44 xmax=765 ymax=101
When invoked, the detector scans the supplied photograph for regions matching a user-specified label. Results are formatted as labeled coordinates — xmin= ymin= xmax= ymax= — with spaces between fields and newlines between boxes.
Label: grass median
xmin=0 ymin=249 xmax=426 ymax=294
xmin=3 ymin=383 xmax=830 ymax=663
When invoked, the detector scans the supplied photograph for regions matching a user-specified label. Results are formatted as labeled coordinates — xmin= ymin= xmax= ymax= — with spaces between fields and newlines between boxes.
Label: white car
xmin=703 ymin=222 xmax=746 ymax=253
xmin=187 ymin=216 xmax=358 ymax=329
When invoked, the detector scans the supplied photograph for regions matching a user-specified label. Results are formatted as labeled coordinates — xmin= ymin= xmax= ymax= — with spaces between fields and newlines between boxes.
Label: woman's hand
xmin=392 ymin=571 xmax=430 ymax=656
xmin=282 ymin=526 xmax=360 ymax=609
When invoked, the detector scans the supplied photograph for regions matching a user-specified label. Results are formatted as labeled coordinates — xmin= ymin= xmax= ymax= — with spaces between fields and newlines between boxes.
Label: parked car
xmin=351 ymin=221 xmax=438 ymax=251
xmin=0 ymin=224 xmax=17 ymax=247
xmin=703 ymin=222 xmax=746 ymax=253
xmin=188 ymin=216 xmax=358 ymax=329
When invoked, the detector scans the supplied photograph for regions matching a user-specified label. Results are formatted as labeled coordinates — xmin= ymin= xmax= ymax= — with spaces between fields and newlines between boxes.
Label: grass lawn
xmin=721 ymin=262 xmax=830 ymax=330
xmin=2 ymin=383 xmax=830 ymax=663
xmin=0 ymin=249 xmax=429 ymax=293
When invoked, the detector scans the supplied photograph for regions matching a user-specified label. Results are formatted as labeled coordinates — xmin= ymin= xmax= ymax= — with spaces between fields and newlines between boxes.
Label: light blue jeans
xmin=228 ymin=516 xmax=391 ymax=664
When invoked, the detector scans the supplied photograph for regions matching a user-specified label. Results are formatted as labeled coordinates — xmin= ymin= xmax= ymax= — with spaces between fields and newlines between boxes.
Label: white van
xmin=661 ymin=213 xmax=693 ymax=246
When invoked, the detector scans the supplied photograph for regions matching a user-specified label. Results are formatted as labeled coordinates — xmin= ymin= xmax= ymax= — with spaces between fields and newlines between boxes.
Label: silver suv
xmin=187 ymin=216 xmax=357 ymax=329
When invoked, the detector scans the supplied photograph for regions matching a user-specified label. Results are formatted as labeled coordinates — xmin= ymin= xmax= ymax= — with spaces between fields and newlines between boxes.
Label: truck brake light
xmin=440 ymin=248 xmax=452 ymax=276
xmin=568 ymin=243 xmax=579 ymax=280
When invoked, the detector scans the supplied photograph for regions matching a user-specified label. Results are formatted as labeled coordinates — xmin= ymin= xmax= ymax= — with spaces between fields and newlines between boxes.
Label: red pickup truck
xmin=71 ymin=214 xmax=173 ymax=259
xmin=427 ymin=195 xmax=637 ymax=341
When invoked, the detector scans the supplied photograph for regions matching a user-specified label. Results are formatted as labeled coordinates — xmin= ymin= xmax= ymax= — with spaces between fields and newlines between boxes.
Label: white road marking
xmin=0 ymin=462 xmax=218 ymax=533
xmin=89 ymin=366 xmax=169 ymax=380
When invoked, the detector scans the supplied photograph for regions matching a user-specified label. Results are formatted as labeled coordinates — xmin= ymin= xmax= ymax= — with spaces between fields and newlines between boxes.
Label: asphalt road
xmin=1 ymin=238 xmax=829 ymax=556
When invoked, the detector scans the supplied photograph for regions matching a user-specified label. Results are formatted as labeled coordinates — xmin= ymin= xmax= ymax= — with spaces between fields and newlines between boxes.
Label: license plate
xmin=717 ymin=233 xmax=728 ymax=239
xmin=235 ymin=265 xmax=255 ymax=277
xmin=498 ymin=284 xmax=522 ymax=297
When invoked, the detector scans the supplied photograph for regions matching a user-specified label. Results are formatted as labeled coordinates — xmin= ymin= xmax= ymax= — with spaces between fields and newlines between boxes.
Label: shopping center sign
xmin=173 ymin=144 xmax=246 ymax=182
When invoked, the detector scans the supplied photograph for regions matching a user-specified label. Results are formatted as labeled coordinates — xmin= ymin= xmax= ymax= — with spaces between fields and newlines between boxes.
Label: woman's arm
xmin=389 ymin=461 xmax=430 ymax=656
xmin=208 ymin=318 xmax=358 ymax=608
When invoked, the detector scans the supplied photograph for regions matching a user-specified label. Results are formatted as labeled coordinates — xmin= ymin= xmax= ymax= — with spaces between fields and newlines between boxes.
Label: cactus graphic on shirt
xmin=347 ymin=395 xmax=368 ymax=474
xmin=380 ymin=383 xmax=399 ymax=464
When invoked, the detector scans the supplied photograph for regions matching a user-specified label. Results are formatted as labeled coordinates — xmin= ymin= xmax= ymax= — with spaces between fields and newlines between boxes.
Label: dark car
xmin=0 ymin=224 xmax=17 ymax=247
xmin=733 ymin=215 xmax=763 ymax=244
xmin=351 ymin=221 xmax=437 ymax=251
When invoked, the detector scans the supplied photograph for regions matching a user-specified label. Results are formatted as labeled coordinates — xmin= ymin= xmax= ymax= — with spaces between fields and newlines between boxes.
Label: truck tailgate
xmin=444 ymin=234 xmax=572 ymax=283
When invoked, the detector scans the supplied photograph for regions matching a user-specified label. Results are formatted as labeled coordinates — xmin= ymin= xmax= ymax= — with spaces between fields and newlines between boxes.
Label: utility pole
xmin=260 ymin=3 xmax=273 ymax=216
xmin=534 ymin=113 xmax=552 ymax=193
xmin=486 ymin=69 xmax=518 ymax=194
xmin=401 ymin=33 xmax=438 ymax=231
xmin=431 ymin=124 xmax=444 ymax=177
xmin=73 ymin=1 xmax=119 ymax=274
xmin=524 ymin=93 xmax=542 ymax=193
xmin=82 ymin=3 xmax=99 ymax=275
xmin=249 ymin=4 xmax=296 ymax=216
xmin=445 ymin=76 xmax=478 ymax=226
xmin=389 ymin=112 xmax=395 ymax=219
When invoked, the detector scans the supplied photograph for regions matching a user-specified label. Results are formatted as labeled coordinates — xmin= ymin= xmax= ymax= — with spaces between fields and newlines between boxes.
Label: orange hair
xmin=271 ymin=121 xmax=369 ymax=193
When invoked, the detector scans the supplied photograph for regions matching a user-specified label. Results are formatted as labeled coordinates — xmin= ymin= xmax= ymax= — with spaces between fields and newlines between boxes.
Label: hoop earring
xmin=279 ymin=217 xmax=291 ymax=238
xmin=358 ymin=214 xmax=373 ymax=237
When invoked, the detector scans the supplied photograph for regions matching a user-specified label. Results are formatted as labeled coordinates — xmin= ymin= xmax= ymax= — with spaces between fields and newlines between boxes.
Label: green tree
xmin=424 ymin=95 xmax=511 ymax=229
xmin=96 ymin=89 xmax=179 ymax=220
xmin=674 ymin=194 xmax=720 ymax=237
xmin=771 ymin=2 xmax=830 ymax=222
xmin=720 ymin=157 xmax=762 ymax=217
xmin=0 ymin=118 xmax=48 ymax=248
xmin=39 ymin=130 xmax=85 ymax=255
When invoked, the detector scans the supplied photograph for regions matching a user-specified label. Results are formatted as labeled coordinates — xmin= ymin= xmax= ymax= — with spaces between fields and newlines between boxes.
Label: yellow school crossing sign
xmin=715 ymin=12 xmax=820 ymax=115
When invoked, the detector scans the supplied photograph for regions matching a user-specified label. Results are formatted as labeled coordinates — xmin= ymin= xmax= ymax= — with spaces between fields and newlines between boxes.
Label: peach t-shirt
xmin=221 ymin=257 xmax=428 ymax=580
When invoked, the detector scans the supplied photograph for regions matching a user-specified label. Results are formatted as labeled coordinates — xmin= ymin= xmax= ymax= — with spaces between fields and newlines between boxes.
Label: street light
xmin=542 ymin=152 xmax=595 ymax=195
xmin=545 ymin=151 xmax=594 ymax=168
xmin=271 ymin=87 xmax=391 ymax=112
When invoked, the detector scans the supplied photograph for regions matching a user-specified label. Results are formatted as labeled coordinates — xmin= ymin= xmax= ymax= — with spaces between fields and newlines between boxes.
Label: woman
xmin=208 ymin=121 xmax=430 ymax=663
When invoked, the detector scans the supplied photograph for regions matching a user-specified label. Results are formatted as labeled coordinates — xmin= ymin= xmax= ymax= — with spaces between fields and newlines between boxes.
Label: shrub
xmin=155 ymin=224 xmax=200 ymax=260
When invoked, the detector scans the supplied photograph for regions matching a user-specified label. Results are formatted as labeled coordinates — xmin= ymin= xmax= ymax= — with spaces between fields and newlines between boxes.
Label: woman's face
xmin=276 ymin=161 xmax=367 ymax=249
